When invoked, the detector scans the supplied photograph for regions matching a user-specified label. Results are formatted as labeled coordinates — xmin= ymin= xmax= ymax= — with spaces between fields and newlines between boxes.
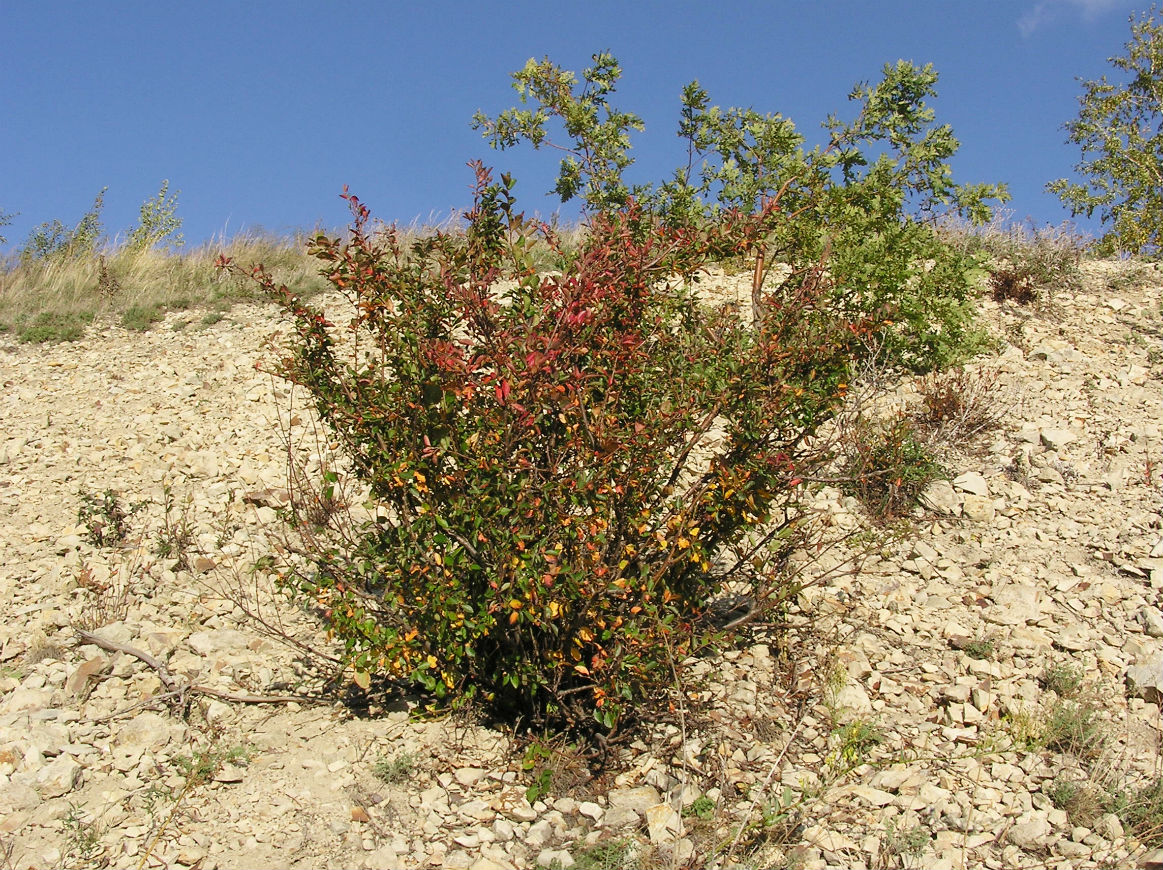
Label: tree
xmin=0 ymin=208 xmax=14 ymax=246
xmin=477 ymin=54 xmax=1008 ymax=370
xmin=126 ymin=180 xmax=184 ymax=251
xmin=1048 ymin=5 xmax=1162 ymax=256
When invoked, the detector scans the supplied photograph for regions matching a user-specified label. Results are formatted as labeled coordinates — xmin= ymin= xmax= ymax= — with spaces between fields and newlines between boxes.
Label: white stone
xmin=1008 ymin=818 xmax=1052 ymax=848
xmin=988 ymin=584 xmax=1039 ymax=625
xmin=953 ymin=471 xmax=989 ymax=496
xmin=644 ymin=803 xmax=682 ymax=843
xmin=577 ymin=801 xmax=603 ymax=822
xmin=35 ymin=755 xmax=82 ymax=798
xmin=605 ymin=785 xmax=661 ymax=816
xmin=961 ymin=495 xmax=996 ymax=523
xmin=1040 ymin=428 xmax=1076 ymax=450
xmin=920 ymin=479 xmax=961 ymax=516
xmin=1141 ymin=608 xmax=1163 ymax=638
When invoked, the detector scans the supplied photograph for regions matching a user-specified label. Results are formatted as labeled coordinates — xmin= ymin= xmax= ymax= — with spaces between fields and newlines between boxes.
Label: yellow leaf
xmin=426 ymin=654 xmax=438 ymax=668
xmin=574 ymin=664 xmax=590 ymax=676
xmin=353 ymin=670 xmax=370 ymax=690
xmin=509 ymin=599 xmax=523 ymax=610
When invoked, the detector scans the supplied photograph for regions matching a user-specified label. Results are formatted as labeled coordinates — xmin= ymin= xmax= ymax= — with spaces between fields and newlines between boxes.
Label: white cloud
xmin=1018 ymin=0 xmax=1132 ymax=36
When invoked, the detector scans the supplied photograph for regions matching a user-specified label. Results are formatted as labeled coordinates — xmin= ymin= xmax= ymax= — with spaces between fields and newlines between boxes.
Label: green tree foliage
xmin=126 ymin=180 xmax=184 ymax=251
xmin=477 ymin=55 xmax=1008 ymax=370
xmin=1048 ymin=6 xmax=1162 ymax=256
xmin=0 ymin=208 xmax=15 ymax=246
xmin=473 ymin=53 xmax=647 ymax=212
xmin=21 ymin=188 xmax=107 ymax=263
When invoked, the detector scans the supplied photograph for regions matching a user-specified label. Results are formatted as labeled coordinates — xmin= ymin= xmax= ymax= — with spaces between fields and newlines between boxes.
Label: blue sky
xmin=0 ymin=1 xmax=1149 ymax=251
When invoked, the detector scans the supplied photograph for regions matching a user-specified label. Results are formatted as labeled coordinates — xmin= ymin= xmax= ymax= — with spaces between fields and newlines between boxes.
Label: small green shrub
xmin=173 ymin=744 xmax=251 ymax=783
xmin=1040 ymin=662 xmax=1086 ymax=698
xmin=520 ymin=737 xmax=589 ymax=802
xmin=154 ymin=484 xmax=196 ymax=571
xmin=21 ymin=188 xmax=107 ymax=264
xmin=831 ymin=719 xmax=883 ymax=770
xmin=62 ymin=803 xmax=105 ymax=867
xmin=372 ymin=752 xmax=417 ymax=784
xmin=684 ymin=795 xmax=716 ymax=821
xmin=840 ymin=415 xmax=945 ymax=521
xmin=16 ymin=310 xmax=94 ymax=343
xmin=1048 ymin=774 xmax=1107 ymax=827
xmin=78 ymin=489 xmax=140 ymax=548
xmin=1041 ymin=698 xmax=1107 ymax=760
xmin=126 ymin=179 xmax=184 ymax=251
xmin=550 ymin=838 xmax=640 ymax=870
xmin=1117 ymin=776 xmax=1163 ymax=847
xmin=122 ymin=303 xmax=164 ymax=331
xmin=961 ymin=637 xmax=996 ymax=661
xmin=881 ymin=817 xmax=929 ymax=868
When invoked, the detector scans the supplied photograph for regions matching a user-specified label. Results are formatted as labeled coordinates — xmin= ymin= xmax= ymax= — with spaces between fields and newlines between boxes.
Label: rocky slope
xmin=0 ymin=261 xmax=1160 ymax=870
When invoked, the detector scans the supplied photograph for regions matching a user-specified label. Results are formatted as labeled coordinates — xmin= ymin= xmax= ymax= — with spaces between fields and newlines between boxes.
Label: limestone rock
xmin=606 ymin=785 xmax=661 ymax=817
xmin=987 ymin=584 xmax=1039 ymax=625
xmin=1127 ymin=658 xmax=1163 ymax=703
xmin=1040 ymin=429 xmax=1076 ymax=450
xmin=920 ymin=479 xmax=961 ymax=516
xmin=961 ymin=494 xmax=996 ymax=523
xmin=35 ymin=755 xmax=82 ymax=798
xmin=1008 ymin=818 xmax=1052 ymax=849
xmin=953 ymin=471 xmax=989 ymax=496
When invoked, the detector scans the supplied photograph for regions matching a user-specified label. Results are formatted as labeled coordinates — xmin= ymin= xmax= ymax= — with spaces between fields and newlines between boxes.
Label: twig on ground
xmin=76 ymin=630 xmax=315 ymax=718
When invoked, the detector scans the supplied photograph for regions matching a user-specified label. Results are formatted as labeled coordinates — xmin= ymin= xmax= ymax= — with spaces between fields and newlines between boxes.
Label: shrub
xmin=913 ymin=365 xmax=1004 ymax=450
xmin=1040 ymin=662 xmax=1086 ymax=698
xmin=1048 ymin=774 xmax=1107 ymax=827
xmin=229 ymin=168 xmax=856 ymax=733
xmin=989 ymin=266 xmax=1039 ymax=304
xmin=126 ymin=179 xmax=184 ymax=251
xmin=77 ymin=488 xmax=139 ymax=548
xmin=839 ymin=415 xmax=945 ymax=521
xmin=1048 ymin=5 xmax=1162 ymax=256
xmin=122 ymin=303 xmax=164 ymax=331
xmin=372 ymin=752 xmax=417 ymax=784
xmin=1119 ymin=776 xmax=1163 ymax=847
xmin=941 ymin=211 xmax=1086 ymax=300
xmin=15 ymin=310 xmax=93 ymax=343
xmin=234 ymin=54 xmax=1005 ymax=734
xmin=21 ymin=188 xmax=107 ymax=264
xmin=1041 ymin=698 xmax=1107 ymax=760
xmin=0 ymin=207 xmax=14 ymax=245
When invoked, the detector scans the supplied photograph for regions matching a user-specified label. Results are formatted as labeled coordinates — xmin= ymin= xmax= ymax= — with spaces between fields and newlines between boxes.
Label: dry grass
xmin=0 ymin=219 xmax=589 ymax=343
xmin=0 ymin=232 xmax=327 ymax=342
